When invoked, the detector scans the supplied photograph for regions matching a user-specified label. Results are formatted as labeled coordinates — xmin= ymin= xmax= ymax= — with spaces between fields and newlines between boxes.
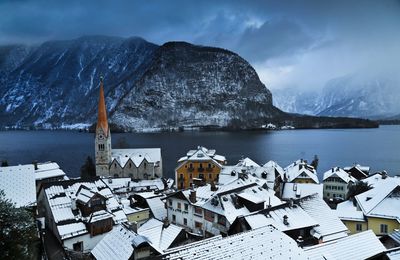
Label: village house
xmin=336 ymin=177 xmax=400 ymax=236
xmin=175 ymin=146 xmax=226 ymax=189
xmin=94 ymin=78 xmax=162 ymax=179
xmin=344 ymin=164 xmax=370 ymax=180
xmin=229 ymin=193 xmax=348 ymax=245
xmin=322 ymin=167 xmax=357 ymax=200
xmin=280 ymin=182 xmax=323 ymax=200
xmin=164 ymin=176 xmax=283 ymax=237
xmin=283 ymin=159 xmax=319 ymax=184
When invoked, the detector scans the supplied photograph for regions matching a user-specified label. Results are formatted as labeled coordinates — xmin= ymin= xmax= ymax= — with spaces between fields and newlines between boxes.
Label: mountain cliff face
xmin=273 ymin=75 xmax=400 ymax=119
xmin=0 ymin=36 xmax=157 ymax=128
xmin=112 ymin=42 xmax=282 ymax=130
xmin=0 ymin=36 xmax=376 ymax=130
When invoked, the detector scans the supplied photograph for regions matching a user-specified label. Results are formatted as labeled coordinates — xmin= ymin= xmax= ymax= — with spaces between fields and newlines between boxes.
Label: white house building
xmin=322 ymin=167 xmax=357 ymax=200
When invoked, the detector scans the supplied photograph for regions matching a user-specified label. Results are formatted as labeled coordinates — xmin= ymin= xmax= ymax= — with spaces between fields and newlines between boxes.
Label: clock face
xmin=98 ymin=134 xmax=104 ymax=140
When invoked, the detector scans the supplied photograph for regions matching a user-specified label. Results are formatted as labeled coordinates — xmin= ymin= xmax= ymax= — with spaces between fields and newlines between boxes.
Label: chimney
xmin=332 ymin=168 xmax=334 ymax=172
xmin=283 ymin=215 xmax=289 ymax=225
xmin=189 ymin=190 xmax=197 ymax=203
xmin=382 ymin=171 xmax=388 ymax=179
xmin=33 ymin=160 xmax=38 ymax=170
xmin=210 ymin=181 xmax=218 ymax=192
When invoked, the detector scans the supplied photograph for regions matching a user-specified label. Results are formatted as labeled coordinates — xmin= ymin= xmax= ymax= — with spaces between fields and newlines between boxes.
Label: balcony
xmin=198 ymin=167 xmax=204 ymax=172
xmin=188 ymin=167 xmax=195 ymax=172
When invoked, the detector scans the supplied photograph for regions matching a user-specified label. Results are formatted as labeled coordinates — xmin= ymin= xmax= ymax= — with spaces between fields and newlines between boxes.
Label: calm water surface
xmin=0 ymin=125 xmax=399 ymax=179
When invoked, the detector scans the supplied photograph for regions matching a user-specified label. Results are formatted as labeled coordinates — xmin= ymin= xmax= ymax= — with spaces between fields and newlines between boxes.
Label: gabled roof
xmin=281 ymin=183 xmax=323 ymax=200
xmin=243 ymin=204 xmax=318 ymax=232
xmin=176 ymin=146 xmax=225 ymax=169
xmin=161 ymin=226 xmax=309 ymax=260
xmin=323 ymin=167 xmax=357 ymax=183
xmin=335 ymin=200 xmax=365 ymax=222
xmin=138 ymin=218 xmax=184 ymax=253
xmin=355 ymin=179 xmax=400 ymax=219
xmin=91 ymin=224 xmax=149 ymax=260
xmin=298 ymin=194 xmax=348 ymax=242
xmin=236 ymin=157 xmax=260 ymax=167
xmin=0 ymin=164 xmax=36 ymax=207
xmin=111 ymin=148 xmax=161 ymax=168
xmin=284 ymin=160 xmax=319 ymax=184
xmin=304 ymin=230 xmax=386 ymax=260
xmin=35 ymin=161 xmax=66 ymax=181
xmin=263 ymin=160 xmax=285 ymax=179
xmin=76 ymin=185 xmax=105 ymax=204
xmin=386 ymin=247 xmax=400 ymax=260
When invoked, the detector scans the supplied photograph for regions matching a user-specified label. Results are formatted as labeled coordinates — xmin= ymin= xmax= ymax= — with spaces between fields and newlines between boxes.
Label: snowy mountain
xmin=0 ymin=36 xmax=376 ymax=131
xmin=273 ymin=75 xmax=400 ymax=119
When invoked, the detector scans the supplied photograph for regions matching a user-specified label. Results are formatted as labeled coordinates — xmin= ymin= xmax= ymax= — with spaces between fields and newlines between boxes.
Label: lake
xmin=0 ymin=125 xmax=399 ymax=180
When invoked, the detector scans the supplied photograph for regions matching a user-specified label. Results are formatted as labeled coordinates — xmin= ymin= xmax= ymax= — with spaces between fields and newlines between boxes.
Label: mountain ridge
xmin=0 ymin=35 xmax=377 ymax=131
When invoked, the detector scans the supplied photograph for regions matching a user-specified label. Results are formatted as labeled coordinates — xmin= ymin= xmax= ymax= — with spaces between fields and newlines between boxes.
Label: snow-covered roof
xmin=111 ymin=148 xmax=161 ymax=168
xmin=218 ymin=165 xmax=275 ymax=189
xmin=355 ymin=178 xmax=400 ymax=219
xmin=244 ymin=205 xmax=318 ymax=231
xmin=177 ymin=146 xmax=225 ymax=169
xmin=138 ymin=218 xmax=183 ymax=253
xmin=299 ymin=194 xmax=348 ymax=242
xmin=105 ymin=178 xmax=167 ymax=193
xmin=42 ymin=179 xmax=129 ymax=241
xmin=0 ymin=164 xmax=36 ymax=207
xmin=305 ymin=230 xmax=386 ymax=260
xmin=178 ymin=179 xmax=283 ymax=224
xmin=57 ymin=222 xmax=88 ymax=240
xmin=387 ymin=247 xmax=400 ymax=260
xmin=389 ymin=230 xmax=400 ymax=244
xmin=146 ymin=196 xmax=167 ymax=221
xmin=323 ymin=167 xmax=357 ymax=183
xmin=236 ymin=157 xmax=260 ymax=167
xmin=281 ymin=183 xmax=323 ymax=200
xmin=284 ymin=160 xmax=319 ymax=184
xmin=91 ymin=224 xmax=148 ymax=260
xmin=35 ymin=162 xmax=66 ymax=181
xmin=344 ymin=164 xmax=370 ymax=173
xmin=52 ymin=207 xmax=76 ymax=223
xmin=162 ymin=225 xmax=308 ymax=259
xmin=335 ymin=200 xmax=365 ymax=222
xmin=263 ymin=160 xmax=285 ymax=179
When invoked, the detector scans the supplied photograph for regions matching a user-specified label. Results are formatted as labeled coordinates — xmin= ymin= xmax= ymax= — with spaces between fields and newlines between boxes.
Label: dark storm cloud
xmin=1 ymin=0 xmax=400 ymax=90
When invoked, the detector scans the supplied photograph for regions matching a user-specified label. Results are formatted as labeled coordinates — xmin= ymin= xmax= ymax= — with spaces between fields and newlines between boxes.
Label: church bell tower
xmin=95 ymin=77 xmax=112 ymax=177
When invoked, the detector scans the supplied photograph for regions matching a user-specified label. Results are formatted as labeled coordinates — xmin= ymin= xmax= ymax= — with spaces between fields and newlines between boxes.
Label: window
xmin=177 ymin=202 xmax=181 ymax=210
xmin=380 ymin=224 xmax=388 ymax=234
xmin=183 ymin=218 xmax=187 ymax=225
xmin=356 ymin=223 xmax=362 ymax=232
xmin=199 ymin=173 xmax=204 ymax=179
xmin=209 ymin=173 xmax=212 ymax=179
xmin=204 ymin=210 xmax=214 ymax=222
xmin=208 ymin=163 xmax=211 ymax=168
xmin=172 ymin=214 xmax=176 ymax=223
xmin=98 ymin=144 xmax=105 ymax=151
xmin=184 ymin=203 xmax=189 ymax=211
xmin=195 ymin=221 xmax=202 ymax=229
xmin=218 ymin=215 xmax=226 ymax=226
xmin=199 ymin=163 xmax=203 ymax=168
xmin=73 ymin=241 xmax=83 ymax=252
xmin=169 ymin=199 xmax=172 ymax=207
xmin=194 ymin=206 xmax=202 ymax=216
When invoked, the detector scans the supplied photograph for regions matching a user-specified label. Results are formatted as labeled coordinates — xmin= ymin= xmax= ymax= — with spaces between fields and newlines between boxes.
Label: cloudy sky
xmin=1 ymin=0 xmax=399 ymax=91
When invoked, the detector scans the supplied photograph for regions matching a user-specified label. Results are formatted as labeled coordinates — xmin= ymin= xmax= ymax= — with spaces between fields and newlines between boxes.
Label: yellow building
xmin=175 ymin=146 xmax=226 ymax=189
xmin=337 ymin=179 xmax=400 ymax=236
xmin=283 ymin=160 xmax=319 ymax=184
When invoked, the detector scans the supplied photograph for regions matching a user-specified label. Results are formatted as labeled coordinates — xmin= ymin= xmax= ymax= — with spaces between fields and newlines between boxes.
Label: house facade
xmin=175 ymin=146 xmax=226 ymax=189
xmin=322 ymin=167 xmax=356 ymax=200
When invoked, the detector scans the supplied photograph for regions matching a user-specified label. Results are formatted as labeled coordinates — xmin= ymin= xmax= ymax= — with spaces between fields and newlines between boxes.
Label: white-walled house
xmin=322 ymin=167 xmax=357 ymax=200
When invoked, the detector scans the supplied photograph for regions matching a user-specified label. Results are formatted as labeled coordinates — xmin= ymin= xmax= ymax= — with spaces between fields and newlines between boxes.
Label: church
xmin=95 ymin=78 xmax=162 ymax=179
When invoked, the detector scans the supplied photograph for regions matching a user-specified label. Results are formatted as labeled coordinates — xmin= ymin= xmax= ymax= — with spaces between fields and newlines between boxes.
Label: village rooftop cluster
xmin=1 ymin=80 xmax=399 ymax=260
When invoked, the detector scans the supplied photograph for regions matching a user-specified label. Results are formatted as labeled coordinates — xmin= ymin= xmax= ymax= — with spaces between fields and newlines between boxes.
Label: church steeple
xmin=96 ymin=76 xmax=109 ymax=137
xmin=95 ymin=77 xmax=112 ymax=177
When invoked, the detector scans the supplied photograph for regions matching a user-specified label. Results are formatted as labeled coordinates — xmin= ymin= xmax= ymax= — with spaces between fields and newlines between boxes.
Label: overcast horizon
xmin=1 ymin=0 xmax=400 ymax=91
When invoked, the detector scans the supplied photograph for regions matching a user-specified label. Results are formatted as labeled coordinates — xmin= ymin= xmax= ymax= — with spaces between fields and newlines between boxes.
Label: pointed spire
xmin=96 ymin=76 xmax=109 ymax=136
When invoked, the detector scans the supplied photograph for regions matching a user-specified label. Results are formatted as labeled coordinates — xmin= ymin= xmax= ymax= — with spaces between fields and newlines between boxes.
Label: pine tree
xmin=80 ymin=156 xmax=96 ymax=179
xmin=0 ymin=190 xmax=39 ymax=259
xmin=1 ymin=160 xmax=9 ymax=167
xmin=347 ymin=181 xmax=372 ymax=200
